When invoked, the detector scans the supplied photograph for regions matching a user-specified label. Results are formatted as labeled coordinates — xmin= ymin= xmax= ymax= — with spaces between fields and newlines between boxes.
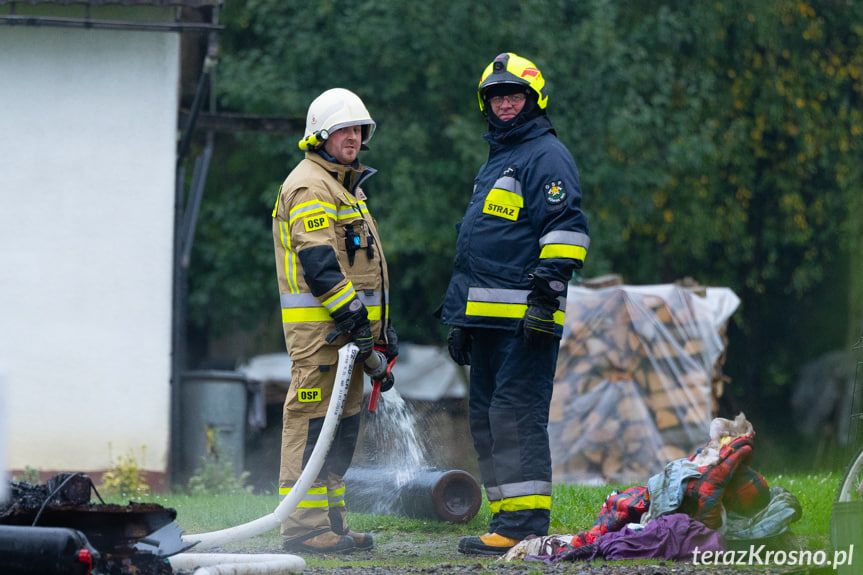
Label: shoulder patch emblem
xmin=545 ymin=180 xmax=566 ymax=204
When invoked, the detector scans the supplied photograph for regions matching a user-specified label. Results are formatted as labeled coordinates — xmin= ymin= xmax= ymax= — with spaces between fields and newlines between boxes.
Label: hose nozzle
xmin=364 ymin=350 xmax=388 ymax=379
xmin=365 ymin=349 xmax=395 ymax=413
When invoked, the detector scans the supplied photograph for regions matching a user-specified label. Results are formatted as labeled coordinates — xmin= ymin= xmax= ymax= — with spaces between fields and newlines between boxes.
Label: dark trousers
xmin=468 ymin=328 xmax=558 ymax=539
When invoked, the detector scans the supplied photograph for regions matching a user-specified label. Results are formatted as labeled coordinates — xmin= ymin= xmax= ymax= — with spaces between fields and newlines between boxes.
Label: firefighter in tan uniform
xmin=272 ymin=88 xmax=397 ymax=554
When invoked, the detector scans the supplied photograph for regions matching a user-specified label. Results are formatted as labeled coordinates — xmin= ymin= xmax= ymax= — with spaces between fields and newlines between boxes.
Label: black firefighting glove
xmin=385 ymin=324 xmax=399 ymax=362
xmin=447 ymin=326 xmax=472 ymax=366
xmin=330 ymin=297 xmax=374 ymax=363
xmin=520 ymin=275 xmax=565 ymax=348
xmin=374 ymin=323 xmax=398 ymax=393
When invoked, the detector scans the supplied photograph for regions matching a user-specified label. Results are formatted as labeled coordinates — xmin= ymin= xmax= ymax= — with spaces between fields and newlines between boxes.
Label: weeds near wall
xmin=100 ymin=444 xmax=150 ymax=498
xmin=187 ymin=427 xmax=252 ymax=495
xmin=11 ymin=466 xmax=40 ymax=484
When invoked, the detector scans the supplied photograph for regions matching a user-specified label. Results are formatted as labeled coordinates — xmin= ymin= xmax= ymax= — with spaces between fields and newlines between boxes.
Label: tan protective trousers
xmin=279 ymin=356 xmax=365 ymax=542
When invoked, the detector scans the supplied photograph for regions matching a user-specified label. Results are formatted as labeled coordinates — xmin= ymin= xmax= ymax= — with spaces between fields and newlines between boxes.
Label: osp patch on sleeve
xmin=544 ymin=180 xmax=566 ymax=204
xmin=298 ymin=388 xmax=323 ymax=402
xmin=303 ymin=214 xmax=329 ymax=232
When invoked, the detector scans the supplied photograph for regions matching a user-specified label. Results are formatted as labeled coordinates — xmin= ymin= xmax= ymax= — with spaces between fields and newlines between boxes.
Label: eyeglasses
xmin=489 ymin=93 xmax=527 ymax=107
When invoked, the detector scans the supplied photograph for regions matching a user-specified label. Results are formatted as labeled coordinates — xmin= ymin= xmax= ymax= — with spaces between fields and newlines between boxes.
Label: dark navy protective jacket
xmin=440 ymin=115 xmax=589 ymax=336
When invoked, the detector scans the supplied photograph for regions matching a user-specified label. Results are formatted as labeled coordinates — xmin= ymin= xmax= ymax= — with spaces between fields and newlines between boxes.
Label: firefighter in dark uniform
xmin=272 ymin=88 xmax=397 ymax=554
xmin=440 ymin=53 xmax=590 ymax=555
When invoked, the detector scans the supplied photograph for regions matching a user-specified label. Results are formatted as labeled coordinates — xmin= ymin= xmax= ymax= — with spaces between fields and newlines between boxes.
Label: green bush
xmin=11 ymin=466 xmax=40 ymax=484
xmin=100 ymin=445 xmax=150 ymax=499
xmin=186 ymin=428 xmax=253 ymax=496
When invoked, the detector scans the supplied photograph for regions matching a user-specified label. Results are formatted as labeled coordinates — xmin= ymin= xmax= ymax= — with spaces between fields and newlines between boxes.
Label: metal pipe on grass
xmin=345 ymin=466 xmax=481 ymax=523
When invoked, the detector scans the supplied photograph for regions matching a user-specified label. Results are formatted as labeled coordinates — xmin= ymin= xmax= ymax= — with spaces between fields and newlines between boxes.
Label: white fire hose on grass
xmin=170 ymin=343 xmax=367 ymax=575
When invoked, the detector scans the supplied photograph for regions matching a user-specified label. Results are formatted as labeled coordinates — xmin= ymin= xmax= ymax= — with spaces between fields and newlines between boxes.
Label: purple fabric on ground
xmin=527 ymin=513 xmax=725 ymax=563
xmin=597 ymin=514 xmax=726 ymax=561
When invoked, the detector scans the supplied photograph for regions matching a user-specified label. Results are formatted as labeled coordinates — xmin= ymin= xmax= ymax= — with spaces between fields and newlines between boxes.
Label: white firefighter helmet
xmin=299 ymin=88 xmax=376 ymax=150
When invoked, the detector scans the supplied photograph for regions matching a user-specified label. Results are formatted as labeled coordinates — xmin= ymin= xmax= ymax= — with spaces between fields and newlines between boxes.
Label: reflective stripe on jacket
xmin=272 ymin=152 xmax=389 ymax=364
xmin=440 ymin=115 xmax=589 ymax=335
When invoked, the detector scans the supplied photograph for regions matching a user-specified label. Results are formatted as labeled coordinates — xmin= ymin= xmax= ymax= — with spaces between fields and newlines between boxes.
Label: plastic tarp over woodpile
xmin=550 ymin=284 xmax=740 ymax=485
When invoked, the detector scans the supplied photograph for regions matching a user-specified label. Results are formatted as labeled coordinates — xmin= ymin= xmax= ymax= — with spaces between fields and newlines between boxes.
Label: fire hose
xmin=170 ymin=342 xmax=364 ymax=575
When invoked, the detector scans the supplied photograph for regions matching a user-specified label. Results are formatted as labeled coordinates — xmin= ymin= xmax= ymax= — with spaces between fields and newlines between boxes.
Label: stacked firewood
xmin=549 ymin=278 xmax=733 ymax=485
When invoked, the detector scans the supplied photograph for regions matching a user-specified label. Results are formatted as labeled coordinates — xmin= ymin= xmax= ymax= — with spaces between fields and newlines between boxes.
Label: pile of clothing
xmin=503 ymin=413 xmax=802 ymax=563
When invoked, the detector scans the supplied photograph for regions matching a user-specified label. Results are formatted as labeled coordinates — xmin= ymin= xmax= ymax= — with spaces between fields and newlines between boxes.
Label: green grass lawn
xmin=767 ymin=472 xmax=839 ymax=543
xmin=149 ymin=470 xmax=841 ymax=567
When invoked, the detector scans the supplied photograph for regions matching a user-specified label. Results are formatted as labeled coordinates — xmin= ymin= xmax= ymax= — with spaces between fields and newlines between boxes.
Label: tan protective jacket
xmin=272 ymin=152 xmax=389 ymax=365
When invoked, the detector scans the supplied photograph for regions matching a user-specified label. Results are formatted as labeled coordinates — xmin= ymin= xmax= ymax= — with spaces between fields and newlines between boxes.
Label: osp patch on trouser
xmin=468 ymin=328 xmax=558 ymax=540
xmin=279 ymin=358 xmax=365 ymax=541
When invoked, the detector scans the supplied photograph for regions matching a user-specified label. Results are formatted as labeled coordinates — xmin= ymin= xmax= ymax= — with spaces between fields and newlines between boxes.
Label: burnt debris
xmin=1 ymin=473 xmax=192 ymax=575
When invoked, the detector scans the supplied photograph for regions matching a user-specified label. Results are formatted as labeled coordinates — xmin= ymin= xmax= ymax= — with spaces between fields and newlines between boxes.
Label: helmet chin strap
xmin=488 ymin=111 xmax=518 ymax=131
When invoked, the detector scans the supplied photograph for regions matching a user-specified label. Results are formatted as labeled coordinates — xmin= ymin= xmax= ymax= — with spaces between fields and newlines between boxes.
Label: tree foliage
xmin=189 ymin=0 xmax=863 ymax=403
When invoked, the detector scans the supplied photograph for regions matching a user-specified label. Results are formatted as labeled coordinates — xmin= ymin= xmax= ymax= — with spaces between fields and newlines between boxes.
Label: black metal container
xmin=345 ymin=466 xmax=482 ymax=523
xmin=0 ymin=525 xmax=99 ymax=575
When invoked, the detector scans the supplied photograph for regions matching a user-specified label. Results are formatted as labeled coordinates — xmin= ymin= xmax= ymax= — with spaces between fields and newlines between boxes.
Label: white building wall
xmin=0 ymin=369 xmax=7 ymax=502
xmin=0 ymin=26 xmax=179 ymax=476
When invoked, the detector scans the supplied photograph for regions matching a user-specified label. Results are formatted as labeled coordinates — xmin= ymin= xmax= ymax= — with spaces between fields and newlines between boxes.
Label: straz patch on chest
xmin=303 ymin=214 xmax=329 ymax=232
xmin=483 ymin=199 xmax=520 ymax=221
xmin=298 ymin=388 xmax=322 ymax=402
